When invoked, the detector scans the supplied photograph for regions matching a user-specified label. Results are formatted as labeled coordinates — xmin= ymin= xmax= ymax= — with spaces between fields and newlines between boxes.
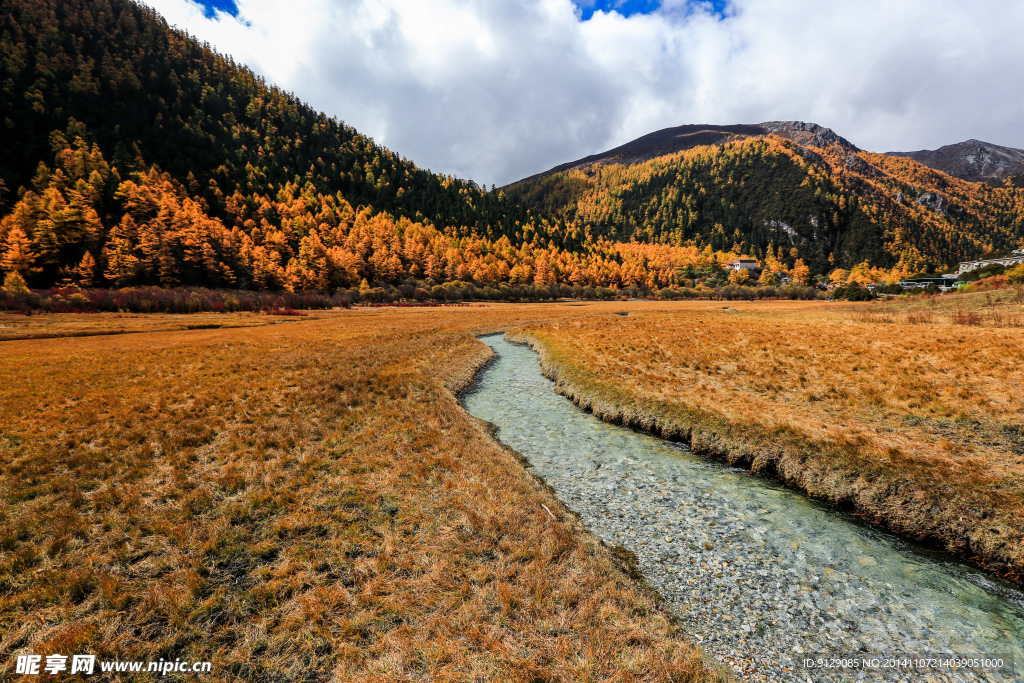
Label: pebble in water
xmin=463 ymin=335 xmax=1024 ymax=683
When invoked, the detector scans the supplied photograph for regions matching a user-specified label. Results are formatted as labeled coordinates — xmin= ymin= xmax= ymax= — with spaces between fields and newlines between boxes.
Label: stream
xmin=462 ymin=334 xmax=1024 ymax=682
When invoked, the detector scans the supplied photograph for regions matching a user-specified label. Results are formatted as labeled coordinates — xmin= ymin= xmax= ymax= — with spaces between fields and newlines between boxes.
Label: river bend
xmin=462 ymin=335 xmax=1024 ymax=682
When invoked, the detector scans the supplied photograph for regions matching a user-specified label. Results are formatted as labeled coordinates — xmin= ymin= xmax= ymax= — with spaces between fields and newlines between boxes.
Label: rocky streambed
xmin=462 ymin=334 xmax=1024 ymax=683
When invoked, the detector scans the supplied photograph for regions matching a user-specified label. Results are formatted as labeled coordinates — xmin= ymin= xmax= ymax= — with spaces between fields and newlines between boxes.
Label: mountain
xmin=504 ymin=122 xmax=1024 ymax=275
xmin=518 ymin=121 xmax=857 ymax=183
xmin=885 ymin=140 xmax=1024 ymax=184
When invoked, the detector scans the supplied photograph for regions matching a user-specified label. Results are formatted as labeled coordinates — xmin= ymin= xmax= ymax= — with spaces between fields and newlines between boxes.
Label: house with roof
xmin=728 ymin=258 xmax=758 ymax=271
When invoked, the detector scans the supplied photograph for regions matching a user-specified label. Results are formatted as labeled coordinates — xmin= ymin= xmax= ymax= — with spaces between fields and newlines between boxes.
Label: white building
xmin=957 ymin=250 xmax=1024 ymax=275
xmin=728 ymin=258 xmax=758 ymax=271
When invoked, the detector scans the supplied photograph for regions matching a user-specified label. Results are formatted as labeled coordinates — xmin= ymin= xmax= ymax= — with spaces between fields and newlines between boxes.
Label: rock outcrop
xmin=759 ymin=120 xmax=859 ymax=151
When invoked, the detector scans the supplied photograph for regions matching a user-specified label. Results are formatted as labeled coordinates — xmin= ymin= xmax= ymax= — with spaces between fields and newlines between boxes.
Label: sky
xmin=147 ymin=0 xmax=1024 ymax=187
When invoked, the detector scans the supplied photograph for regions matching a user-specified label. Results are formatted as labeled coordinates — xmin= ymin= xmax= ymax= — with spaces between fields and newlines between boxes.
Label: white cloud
xmin=147 ymin=0 xmax=1024 ymax=185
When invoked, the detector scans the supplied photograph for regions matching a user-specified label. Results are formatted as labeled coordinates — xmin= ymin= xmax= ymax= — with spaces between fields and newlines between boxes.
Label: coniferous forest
xmin=0 ymin=0 xmax=578 ymax=295
xmin=1 ymin=0 xmax=1023 ymax=301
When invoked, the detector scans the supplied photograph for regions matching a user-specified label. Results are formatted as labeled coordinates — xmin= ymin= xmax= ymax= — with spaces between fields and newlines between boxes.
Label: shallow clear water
xmin=463 ymin=335 xmax=1024 ymax=682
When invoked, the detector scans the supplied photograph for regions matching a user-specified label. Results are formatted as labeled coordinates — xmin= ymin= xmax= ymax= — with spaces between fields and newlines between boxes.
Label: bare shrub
xmin=950 ymin=306 xmax=983 ymax=326
xmin=905 ymin=312 xmax=933 ymax=324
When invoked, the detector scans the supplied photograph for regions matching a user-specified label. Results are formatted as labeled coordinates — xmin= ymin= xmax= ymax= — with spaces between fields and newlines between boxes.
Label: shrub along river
xmin=462 ymin=335 xmax=1024 ymax=682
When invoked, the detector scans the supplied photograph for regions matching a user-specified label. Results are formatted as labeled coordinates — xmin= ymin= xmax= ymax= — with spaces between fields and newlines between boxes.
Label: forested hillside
xmin=2 ymin=0 xmax=1022 ymax=295
xmin=0 ymin=0 xmax=543 ymax=237
xmin=0 ymin=0 xmax=765 ymax=295
xmin=0 ymin=0 xmax=591 ymax=291
xmin=505 ymin=130 xmax=1024 ymax=276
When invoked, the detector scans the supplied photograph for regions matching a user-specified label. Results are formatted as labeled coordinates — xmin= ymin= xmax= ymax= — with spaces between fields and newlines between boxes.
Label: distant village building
xmin=898 ymin=276 xmax=959 ymax=291
xmin=957 ymin=248 xmax=1024 ymax=275
xmin=728 ymin=258 xmax=758 ymax=271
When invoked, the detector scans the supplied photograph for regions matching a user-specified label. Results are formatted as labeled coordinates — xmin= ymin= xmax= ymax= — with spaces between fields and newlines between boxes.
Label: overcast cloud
xmin=146 ymin=0 xmax=1024 ymax=186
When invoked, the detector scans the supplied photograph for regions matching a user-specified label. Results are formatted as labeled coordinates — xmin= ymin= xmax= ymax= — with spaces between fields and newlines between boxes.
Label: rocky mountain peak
xmin=759 ymin=121 xmax=859 ymax=151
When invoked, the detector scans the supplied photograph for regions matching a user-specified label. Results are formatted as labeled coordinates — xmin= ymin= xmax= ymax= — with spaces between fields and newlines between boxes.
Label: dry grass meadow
xmin=513 ymin=292 xmax=1024 ymax=582
xmin=0 ymin=310 xmax=311 ymax=342
xmin=1 ymin=291 xmax=1022 ymax=680
xmin=0 ymin=304 xmax=726 ymax=683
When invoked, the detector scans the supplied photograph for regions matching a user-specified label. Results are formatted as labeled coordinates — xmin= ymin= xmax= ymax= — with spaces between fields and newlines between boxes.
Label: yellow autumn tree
xmin=0 ymin=224 xmax=36 ymax=274
xmin=790 ymin=259 xmax=811 ymax=286
xmin=729 ymin=267 xmax=751 ymax=284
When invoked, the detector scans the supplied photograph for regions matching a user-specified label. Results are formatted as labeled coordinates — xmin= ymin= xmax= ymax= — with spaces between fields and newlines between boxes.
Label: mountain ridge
xmin=512 ymin=122 xmax=1024 ymax=187
xmin=884 ymin=139 xmax=1024 ymax=183
xmin=511 ymin=120 xmax=858 ymax=186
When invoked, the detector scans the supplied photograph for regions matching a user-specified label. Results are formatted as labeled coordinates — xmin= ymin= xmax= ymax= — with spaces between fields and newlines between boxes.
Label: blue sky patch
xmin=575 ymin=0 xmax=729 ymax=21
xmin=699 ymin=0 xmax=730 ymax=18
xmin=190 ymin=0 xmax=240 ymax=20
xmin=575 ymin=0 xmax=659 ymax=21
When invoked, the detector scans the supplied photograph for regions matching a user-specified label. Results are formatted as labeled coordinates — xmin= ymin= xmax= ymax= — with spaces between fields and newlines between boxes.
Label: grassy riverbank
xmin=0 ymin=306 xmax=725 ymax=682
xmin=510 ymin=295 xmax=1024 ymax=582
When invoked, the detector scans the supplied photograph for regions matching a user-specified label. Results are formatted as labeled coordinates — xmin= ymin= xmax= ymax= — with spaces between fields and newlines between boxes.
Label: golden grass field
xmin=1 ymin=291 xmax=1022 ymax=680
xmin=0 ymin=304 xmax=726 ymax=683
xmin=0 ymin=310 xmax=310 ymax=342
